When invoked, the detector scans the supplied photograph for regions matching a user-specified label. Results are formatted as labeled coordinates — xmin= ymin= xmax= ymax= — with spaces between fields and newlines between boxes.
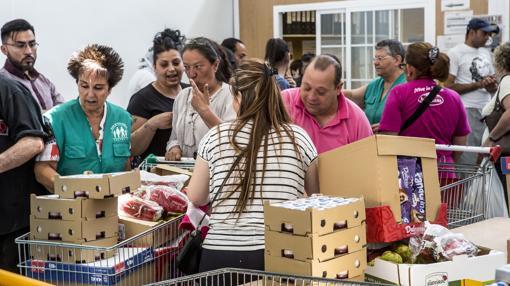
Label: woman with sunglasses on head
xmin=165 ymin=37 xmax=236 ymax=161
xmin=127 ymin=28 xmax=187 ymax=166
xmin=185 ymin=58 xmax=319 ymax=276
xmin=378 ymin=42 xmax=470 ymax=164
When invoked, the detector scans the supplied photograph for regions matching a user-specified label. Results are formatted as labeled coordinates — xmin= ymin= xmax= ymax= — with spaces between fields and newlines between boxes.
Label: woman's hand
xmin=190 ymin=79 xmax=210 ymax=114
xmin=165 ymin=146 xmax=182 ymax=161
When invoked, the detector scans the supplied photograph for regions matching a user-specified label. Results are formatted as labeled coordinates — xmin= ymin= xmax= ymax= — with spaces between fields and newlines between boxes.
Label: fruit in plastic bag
xmin=409 ymin=222 xmax=478 ymax=264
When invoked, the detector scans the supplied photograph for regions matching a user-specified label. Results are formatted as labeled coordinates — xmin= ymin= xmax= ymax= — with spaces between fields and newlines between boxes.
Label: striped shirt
xmin=198 ymin=120 xmax=317 ymax=251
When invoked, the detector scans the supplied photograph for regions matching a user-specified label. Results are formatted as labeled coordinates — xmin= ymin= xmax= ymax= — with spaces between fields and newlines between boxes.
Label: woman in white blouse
xmin=165 ymin=37 xmax=236 ymax=160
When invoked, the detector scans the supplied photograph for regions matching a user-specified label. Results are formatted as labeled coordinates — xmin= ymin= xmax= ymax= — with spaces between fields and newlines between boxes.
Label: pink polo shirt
xmin=282 ymin=88 xmax=373 ymax=154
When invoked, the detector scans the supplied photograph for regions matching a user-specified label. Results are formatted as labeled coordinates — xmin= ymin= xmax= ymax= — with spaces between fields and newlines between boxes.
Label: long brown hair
xmin=219 ymin=58 xmax=301 ymax=214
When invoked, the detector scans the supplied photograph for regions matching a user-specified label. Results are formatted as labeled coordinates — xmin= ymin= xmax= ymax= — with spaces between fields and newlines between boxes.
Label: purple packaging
xmin=397 ymin=157 xmax=416 ymax=224
xmin=411 ymin=161 xmax=426 ymax=222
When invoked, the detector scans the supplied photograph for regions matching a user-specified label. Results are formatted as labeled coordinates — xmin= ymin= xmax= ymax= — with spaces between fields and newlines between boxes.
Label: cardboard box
xmin=151 ymin=164 xmax=192 ymax=185
xmin=54 ymin=170 xmax=141 ymax=199
xmin=30 ymin=236 xmax=117 ymax=263
xmin=30 ymin=215 xmax=118 ymax=243
xmin=265 ymin=223 xmax=366 ymax=262
xmin=119 ymin=216 xmax=173 ymax=248
xmin=319 ymin=135 xmax=443 ymax=242
xmin=265 ymin=248 xmax=367 ymax=279
xmin=31 ymin=194 xmax=117 ymax=221
xmin=365 ymin=248 xmax=505 ymax=286
xmin=264 ymin=198 xmax=365 ymax=236
xmin=27 ymin=247 xmax=153 ymax=285
xmin=319 ymin=135 xmax=441 ymax=222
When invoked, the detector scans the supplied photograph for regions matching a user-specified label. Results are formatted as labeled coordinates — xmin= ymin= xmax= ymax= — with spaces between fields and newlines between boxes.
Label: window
xmin=274 ymin=0 xmax=434 ymax=89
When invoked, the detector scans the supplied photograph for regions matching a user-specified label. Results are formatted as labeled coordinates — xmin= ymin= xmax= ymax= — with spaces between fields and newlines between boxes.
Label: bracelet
xmin=489 ymin=135 xmax=501 ymax=142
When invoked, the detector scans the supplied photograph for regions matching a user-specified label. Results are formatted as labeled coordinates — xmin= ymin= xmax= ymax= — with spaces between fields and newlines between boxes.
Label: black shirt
xmin=0 ymin=75 xmax=47 ymax=235
xmin=127 ymin=82 xmax=189 ymax=161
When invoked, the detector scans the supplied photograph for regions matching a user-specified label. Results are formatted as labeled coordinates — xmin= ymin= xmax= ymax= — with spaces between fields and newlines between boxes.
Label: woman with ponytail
xmin=185 ymin=59 xmax=319 ymax=273
xmin=379 ymin=42 xmax=470 ymax=163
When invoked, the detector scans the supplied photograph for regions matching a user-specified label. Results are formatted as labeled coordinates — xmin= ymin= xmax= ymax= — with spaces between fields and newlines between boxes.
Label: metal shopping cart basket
xmin=139 ymin=155 xmax=195 ymax=172
xmin=146 ymin=268 xmax=389 ymax=286
xmin=435 ymin=144 xmax=502 ymax=228
xmin=16 ymin=215 xmax=188 ymax=285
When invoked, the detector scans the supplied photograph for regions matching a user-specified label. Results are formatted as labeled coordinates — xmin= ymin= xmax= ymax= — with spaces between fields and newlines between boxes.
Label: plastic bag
xmin=139 ymin=170 xmax=189 ymax=190
xmin=462 ymin=158 xmax=509 ymax=219
xmin=137 ymin=185 xmax=189 ymax=213
xmin=409 ymin=222 xmax=478 ymax=264
xmin=119 ymin=194 xmax=163 ymax=221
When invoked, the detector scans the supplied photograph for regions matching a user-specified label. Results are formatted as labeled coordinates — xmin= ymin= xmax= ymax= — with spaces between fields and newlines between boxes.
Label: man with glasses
xmin=445 ymin=18 xmax=499 ymax=165
xmin=0 ymin=19 xmax=63 ymax=111
xmin=344 ymin=39 xmax=406 ymax=133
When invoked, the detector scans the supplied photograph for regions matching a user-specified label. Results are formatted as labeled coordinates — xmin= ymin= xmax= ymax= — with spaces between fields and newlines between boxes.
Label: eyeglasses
xmin=4 ymin=41 xmax=39 ymax=50
xmin=372 ymin=55 xmax=390 ymax=62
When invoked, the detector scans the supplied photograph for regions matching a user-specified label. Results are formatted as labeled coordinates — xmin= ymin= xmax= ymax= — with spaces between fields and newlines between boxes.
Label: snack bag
xmin=411 ymin=161 xmax=426 ymax=222
xmin=397 ymin=157 xmax=417 ymax=224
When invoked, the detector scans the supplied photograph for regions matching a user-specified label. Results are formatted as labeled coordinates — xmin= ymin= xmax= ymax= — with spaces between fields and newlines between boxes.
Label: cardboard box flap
xmin=374 ymin=135 xmax=437 ymax=159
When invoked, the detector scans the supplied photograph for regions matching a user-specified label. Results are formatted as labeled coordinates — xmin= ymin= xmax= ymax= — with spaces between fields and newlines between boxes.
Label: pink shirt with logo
xmin=379 ymin=78 xmax=470 ymax=163
xmin=282 ymin=88 xmax=373 ymax=154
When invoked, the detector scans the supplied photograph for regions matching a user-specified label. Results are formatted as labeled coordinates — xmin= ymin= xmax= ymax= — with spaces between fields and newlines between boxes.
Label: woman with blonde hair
xmin=185 ymin=58 xmax=319 ymax=273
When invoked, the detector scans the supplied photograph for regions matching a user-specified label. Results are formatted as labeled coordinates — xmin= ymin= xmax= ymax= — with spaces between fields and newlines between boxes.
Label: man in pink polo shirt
xmin=281 ymin=55 xmax=372 ymax=154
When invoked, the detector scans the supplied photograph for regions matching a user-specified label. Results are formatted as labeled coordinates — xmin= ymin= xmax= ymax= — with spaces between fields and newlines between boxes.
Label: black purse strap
xmin=400 ymin=86 xmax=442 ymax=134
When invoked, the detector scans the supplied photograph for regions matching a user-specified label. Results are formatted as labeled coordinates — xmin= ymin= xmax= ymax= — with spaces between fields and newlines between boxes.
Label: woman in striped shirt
xmin=186 ymin=58 xmax=319 ymax=273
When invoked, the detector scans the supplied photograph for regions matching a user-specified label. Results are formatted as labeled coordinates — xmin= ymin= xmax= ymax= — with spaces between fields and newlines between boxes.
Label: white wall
xmin=0 ymin=0 xmax=235 ymax=107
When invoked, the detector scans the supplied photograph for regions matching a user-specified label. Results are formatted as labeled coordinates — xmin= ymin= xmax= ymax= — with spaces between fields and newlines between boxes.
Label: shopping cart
xmin=147 ymin=268 xmax=389 ymax=286
xmin=435 ymin=144 xmax=502 ymax=228
xmin=16 ymin=215 xmax=188 ymax=285
xmin=139 ymin=155 xmax=195 ymax=172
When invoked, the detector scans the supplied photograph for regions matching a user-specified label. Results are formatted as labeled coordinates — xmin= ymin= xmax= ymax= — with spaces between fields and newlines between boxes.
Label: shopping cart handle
xmin=490 ymin=145 xmax=502 ymax=162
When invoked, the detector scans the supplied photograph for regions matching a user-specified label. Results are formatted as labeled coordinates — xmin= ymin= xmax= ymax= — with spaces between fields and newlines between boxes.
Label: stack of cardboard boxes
xmin=264 ymin=196 xmax=367 ymax=280
xmin=29 ymin=170 xmax=140 ymax=264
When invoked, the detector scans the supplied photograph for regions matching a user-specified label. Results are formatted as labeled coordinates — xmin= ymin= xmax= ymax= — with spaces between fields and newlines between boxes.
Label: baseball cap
xmin=467 ymin=18 xmax=500 ymax=34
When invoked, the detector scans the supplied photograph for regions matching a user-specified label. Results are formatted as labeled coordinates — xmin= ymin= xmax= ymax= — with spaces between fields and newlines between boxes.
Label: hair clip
xmin=264 ymin=65 xmax=278 ymax=77
xmin=428 ymin=47 xmax=439 ymax=64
